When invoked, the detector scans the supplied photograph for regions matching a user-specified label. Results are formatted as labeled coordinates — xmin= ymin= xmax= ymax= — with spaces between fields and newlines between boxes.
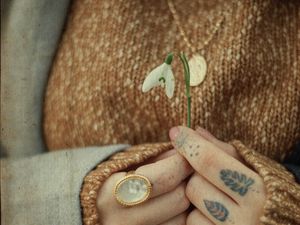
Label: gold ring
xmin=114 ymin=170 xmax=152 ymax=207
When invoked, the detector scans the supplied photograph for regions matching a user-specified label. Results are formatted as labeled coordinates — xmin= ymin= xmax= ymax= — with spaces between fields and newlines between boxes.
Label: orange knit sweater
xmin=43 ymin=0 xmax=300 ymax=224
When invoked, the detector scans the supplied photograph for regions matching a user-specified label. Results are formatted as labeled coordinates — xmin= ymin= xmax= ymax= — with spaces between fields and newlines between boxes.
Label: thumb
xmin=169 ymin=126 xmax=237 ymax=175
xmin=169 ymin=126 xmax=213 ymax=173
xmin=169 ymin=126 xmax=202 ymax=156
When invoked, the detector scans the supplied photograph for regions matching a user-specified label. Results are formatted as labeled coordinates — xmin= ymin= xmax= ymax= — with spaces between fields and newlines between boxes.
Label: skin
xmin=97 ymin=126 xmax=266 ymax=225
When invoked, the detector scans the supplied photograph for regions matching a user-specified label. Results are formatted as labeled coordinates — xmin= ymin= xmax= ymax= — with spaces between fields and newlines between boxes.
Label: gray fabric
xmin=1 ymin=144 xmax=130 ymax=225
xmin=0 ymin=2 xmax=131 ymax=225
xmin=1 ymin=0 xmax=71 ymax=157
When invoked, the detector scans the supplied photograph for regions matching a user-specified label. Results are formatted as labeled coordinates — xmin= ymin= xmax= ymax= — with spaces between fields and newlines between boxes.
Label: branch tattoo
xmin=204 ymin=200 xmax=229 ymax=222
xmin=220 ymin=169 xmax=255 ymax=196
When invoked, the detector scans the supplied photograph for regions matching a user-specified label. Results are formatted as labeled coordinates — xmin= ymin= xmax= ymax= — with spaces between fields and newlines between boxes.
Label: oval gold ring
xmin=114 ymin=170 xmax=152 ymax=207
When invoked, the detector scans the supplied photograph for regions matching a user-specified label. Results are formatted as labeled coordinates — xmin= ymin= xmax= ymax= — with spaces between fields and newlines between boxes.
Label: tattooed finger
xmin=186 ymin=173 xmax=238 ymax=225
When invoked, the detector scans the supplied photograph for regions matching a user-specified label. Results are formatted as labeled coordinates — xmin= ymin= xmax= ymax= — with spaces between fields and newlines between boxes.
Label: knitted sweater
xmin=43 ymin=0 xmax=300 ymax=224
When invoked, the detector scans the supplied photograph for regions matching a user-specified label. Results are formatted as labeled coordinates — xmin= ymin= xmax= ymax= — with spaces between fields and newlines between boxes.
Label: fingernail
xmin=169 ymin=126 xmax=180 ymax=141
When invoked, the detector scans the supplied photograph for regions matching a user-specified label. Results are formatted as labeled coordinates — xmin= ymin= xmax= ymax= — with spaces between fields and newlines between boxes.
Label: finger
xmin=121 ymin=182 xmax=190 ymax=225
xmin=187 ymin=209 xmax=215 ymax=225
xmin=135 ymin=153 xmax=193 ymax=198
xmin=195 ymin=126 xmax=241 ymax=160
xmin=99 ymin=171 xmax=190 ymax=209
xmin=169 ymin=126 xmax=264 ymax=205
xmin=159 ymin=212 xmax=188 ymax=225
xmin=98 ymin=176 xmax=190 ymax=225
xmin=126 ymin=149 xmax=177 ymax=171
xmin=186 ymin=173 xmax=238 ymax=225
xmin=147 ymin=149 xmax=177 ymax=163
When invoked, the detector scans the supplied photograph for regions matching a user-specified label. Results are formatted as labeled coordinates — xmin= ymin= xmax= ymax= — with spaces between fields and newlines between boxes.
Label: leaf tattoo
xmin=204 ymin=200 xmax=229 ymax=222
xmin=220 ymin=169 xmax=254 ymax=196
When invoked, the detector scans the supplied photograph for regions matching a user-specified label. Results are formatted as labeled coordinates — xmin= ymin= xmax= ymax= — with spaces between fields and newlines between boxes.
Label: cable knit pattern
xmin=43 ymin=0 xmax=300 ymax=224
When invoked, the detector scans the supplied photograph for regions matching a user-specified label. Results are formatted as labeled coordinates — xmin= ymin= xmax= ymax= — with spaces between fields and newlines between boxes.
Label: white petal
xmin=142 ymin=64 xmax=164 ymax=92
xmin=165 ymin=66 xmax=175 ymax=98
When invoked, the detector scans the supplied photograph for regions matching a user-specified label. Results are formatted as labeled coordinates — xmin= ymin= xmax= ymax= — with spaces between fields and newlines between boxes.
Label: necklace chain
xmin=167 ymin=0 xmax=227 ymax=54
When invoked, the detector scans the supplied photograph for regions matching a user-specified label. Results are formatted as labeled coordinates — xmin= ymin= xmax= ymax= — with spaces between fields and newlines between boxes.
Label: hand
xmin=97 ymin=149 xmax=193 ymax=225
xmin=169 ymin=126 xmax=266 ymax=225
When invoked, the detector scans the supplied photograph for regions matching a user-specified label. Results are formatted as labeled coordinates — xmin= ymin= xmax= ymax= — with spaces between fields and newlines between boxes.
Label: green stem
xmin=179 ymin=52 xmax=191 ymax=128
xmin=187 ymin=96 xmax=191 ymax=128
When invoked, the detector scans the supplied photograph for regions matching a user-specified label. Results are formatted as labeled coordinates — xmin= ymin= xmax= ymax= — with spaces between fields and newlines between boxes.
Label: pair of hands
xmin=97 ymin=126 xmax=266 ymax=225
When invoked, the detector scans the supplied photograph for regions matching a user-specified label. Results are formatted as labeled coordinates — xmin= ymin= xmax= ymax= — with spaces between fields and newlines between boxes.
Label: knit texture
xmin=43 ymin=0 xmax=300 ymax=225
xmin=231 ymin=140 xmax=300 ymax=225
xmin=44 ymin=0 xmax=300 ymax=160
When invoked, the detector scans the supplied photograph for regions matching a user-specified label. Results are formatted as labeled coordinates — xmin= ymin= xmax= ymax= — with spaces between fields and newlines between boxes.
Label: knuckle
xmin=136 ymin=163 xmax=174 ymax=189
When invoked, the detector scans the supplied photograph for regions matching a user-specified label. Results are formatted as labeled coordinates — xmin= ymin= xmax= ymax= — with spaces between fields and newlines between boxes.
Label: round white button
xmin=188 ymin=54 xmax=207 ymax=86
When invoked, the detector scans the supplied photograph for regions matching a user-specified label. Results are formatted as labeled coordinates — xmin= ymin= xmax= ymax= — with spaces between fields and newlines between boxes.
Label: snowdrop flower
xmin=142 ymin=53 xmax=175 ymax=98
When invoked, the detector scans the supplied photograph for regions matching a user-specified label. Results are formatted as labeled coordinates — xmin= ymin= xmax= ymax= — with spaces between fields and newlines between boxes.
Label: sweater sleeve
xmin=230 ymin=140 xmax=300 ymax=225
xmin=1 ymin=144 xmax=129 ymax=225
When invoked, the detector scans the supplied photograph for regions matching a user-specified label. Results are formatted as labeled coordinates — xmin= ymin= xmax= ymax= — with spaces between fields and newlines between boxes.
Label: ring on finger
xmin=114 ymin=170 xmax=153 ymax=207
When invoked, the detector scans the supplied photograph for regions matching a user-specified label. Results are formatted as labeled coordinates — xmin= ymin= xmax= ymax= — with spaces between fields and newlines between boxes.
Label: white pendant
xmin=188 ymin=54 xmax=207 ymax=86
xmin=114 ymin=174 xmax=151 ymax=206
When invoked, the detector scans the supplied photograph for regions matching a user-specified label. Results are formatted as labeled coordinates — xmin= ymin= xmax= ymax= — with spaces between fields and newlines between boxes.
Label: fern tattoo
xmin=220 ymin=169 xmax=254 ymax=196
xmin=204 ymin=200 xmax=229 ymax=222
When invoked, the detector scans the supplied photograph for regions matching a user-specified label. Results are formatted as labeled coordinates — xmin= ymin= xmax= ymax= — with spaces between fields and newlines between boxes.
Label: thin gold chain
xmin=167 ymin=0 xmax=227 ymax=54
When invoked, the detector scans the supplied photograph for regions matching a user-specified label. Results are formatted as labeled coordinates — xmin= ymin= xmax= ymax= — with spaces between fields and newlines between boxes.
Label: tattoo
xmin=220 ymin=169 xmax=254 ymax=196
xmin=204 ymin=200 xmax=229 ymax=222
xmin=174 ymin=130 xmax=189 ymax=154
xmin=174 ymin=131 xmax=188 ymax=148
xmin=174 ymin=130 xmax=202 ymax=157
